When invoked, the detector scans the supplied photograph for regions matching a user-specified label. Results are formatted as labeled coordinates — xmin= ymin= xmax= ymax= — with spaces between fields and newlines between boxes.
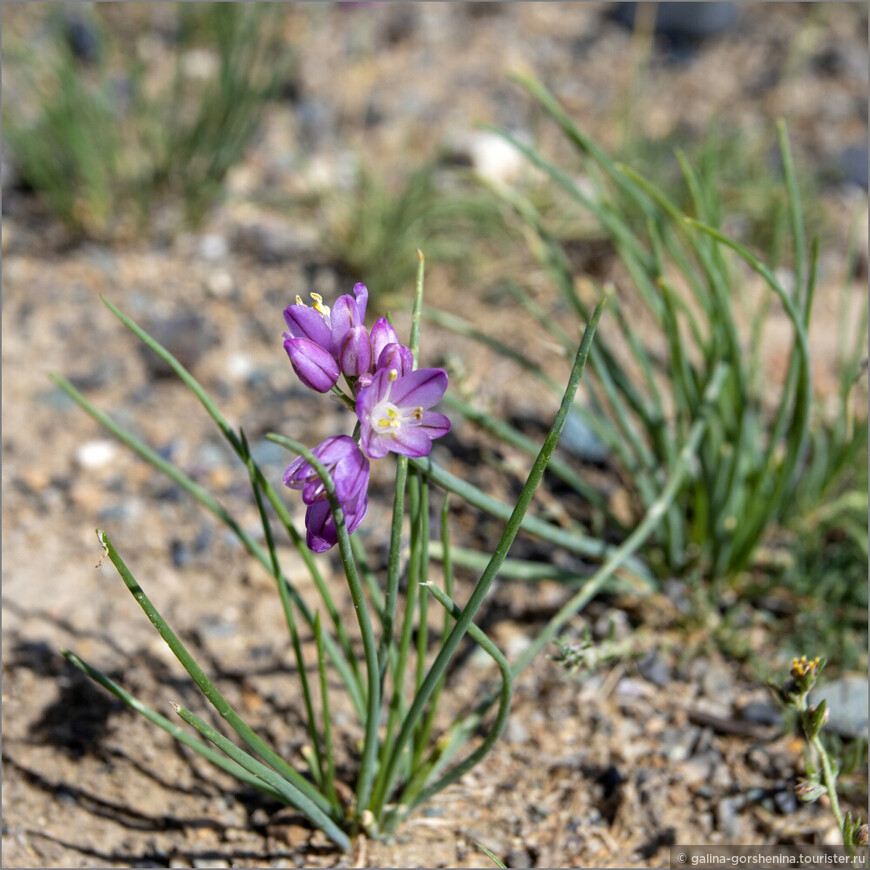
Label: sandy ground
xmin=2 ymin=4 xmax=867 ymax=867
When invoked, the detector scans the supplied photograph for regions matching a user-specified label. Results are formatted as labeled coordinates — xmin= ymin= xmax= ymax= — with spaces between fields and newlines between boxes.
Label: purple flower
xmin=356 ymin=367 xmax=450 ymax=459
xmin=283 ymin=283 xmax=369 ymax=391
xmin=283 ymin=435 xmax=370 ymax=552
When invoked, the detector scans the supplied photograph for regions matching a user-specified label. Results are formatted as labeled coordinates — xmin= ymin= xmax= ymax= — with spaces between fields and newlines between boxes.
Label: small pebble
xmin=738 ymin=700 xmax=782 ymax=728
xmin=505 ymin=717 xmax=530 ymax=744
xmin=206 ymin=270 xmax=235 ymax=299
xmin=638 ymin=651 xmax=671 ymax=688
xmin=701 ymin=663 xmax=732 ymax=699
xmin=773 ymin=787 xmax=798 ymax=815
xmin=76 ymin=439 xmax=118 ymax=470
xmin=615 ymin=677 xmax=651 ymax=699
xmin=199 ymin=233 xmax=229 ymax=261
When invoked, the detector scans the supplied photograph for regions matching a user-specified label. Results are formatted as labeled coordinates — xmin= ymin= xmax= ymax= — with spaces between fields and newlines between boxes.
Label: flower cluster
xmin=282 ymin=284 xmax=449 ymax=551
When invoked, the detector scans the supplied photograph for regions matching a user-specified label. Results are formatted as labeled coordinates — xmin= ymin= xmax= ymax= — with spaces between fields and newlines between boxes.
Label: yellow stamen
xmin=295 ymin=295 xmax=304 ymax=306
xmin=388 ymin=369 xmax=398 ymax=382
xmin=412 ymin=407 xmax=423 ymax=421
xmin=310 ymin=292 xmax=327 ymax=316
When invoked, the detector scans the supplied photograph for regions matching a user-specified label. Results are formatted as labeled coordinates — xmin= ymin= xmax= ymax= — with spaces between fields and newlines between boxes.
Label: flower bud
xmin=339 ymin=325 xmax=373 ymax=377
xmin=283 ymin=336 xmax=340 ymax=393
xmin=370 ymin=317 xmax=399 ymax=363
xmin=377 ymin=342 xmax=413 ymax=376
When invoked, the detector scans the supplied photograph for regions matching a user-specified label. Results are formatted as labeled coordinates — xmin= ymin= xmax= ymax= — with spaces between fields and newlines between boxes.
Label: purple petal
xmin=359 ymin=419 xmax=390 ymax=460
xmin=418 ymin=410 xmax=451 ymax=439
xmin=283 ymin=455 xmax=310 ymax=490
xmin=330 ymin=294 xmax=362 ymax=346
xmin=314 ymin=434 xmax=358 ymax=465
xmin=284 ymin=337 xmax=340 ymax=392
xmin=332 ymin=452 xmax=369 ymax=504
xmin=304 ymin=500 xmax=336 ymax=552
xmin=376 ymin=343 xmax=413 ymax=377
xmin=352 ymin=283 xmax=368 ymax=323
xmin=369 ymin=317 xmax=399 ymax=363
xmin=389 ymin=426 xmax=436 ymax=458
xmin=283 ymin=304 xmax=335 ymax=353
xmin=390 ymin=368 xmax=448 ymax=409
xmin=339 ymin=325 xmax=373 ymax=377
xmin=344 ymin=488 xmax=369 ymax=533
xmin=354 ymin=372 xmax=374 ymax=394
xmin=355 ymin=368 xmax=390 ymax=417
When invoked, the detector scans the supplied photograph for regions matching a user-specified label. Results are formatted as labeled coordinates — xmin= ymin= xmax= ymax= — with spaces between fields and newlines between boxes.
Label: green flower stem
xmin=99 ymin=296 xmax=364 ymax=712
xmin=350 ymin=533 xmax=385 ymax=622
xmin=173 ymin=703 xmax=350 ymax=853
xmin=414 ymin=495 xmax=455 ymax=767
xmin=813 ymin=732 xmax=847 ymax=838
xmin=247 ymin=466 xmax=366 ymax=712
xmin=409 ymin=452 xmax=651 ymax=582
xmin=371 ymin=471 xmax=423 ymax=813
xmin=61 ymin=650 xmax=285 ymax=803
xmin=48 ymin=374 xmax=365 ymax=721
xmin=96 ymin=530 xmax=332 ymax=815
xmin=409 ymin=249 xmax=425 ymax=366
xmin=314 ymin=613 xmax=341 ymax=814
xmin=265 ymin=434 xmax=380 ymax=828
xmin=373 ymin=298 xmax=606 ymax=819
xmin=242 ymin=437 xmax=324 ymax=788
xmin=795 ymin=692 xmax=847 ymax=841
xmin=413 ymin=473 xmax=431 ymax=763
xmin=391 ymin=579 xmax=511 ymax=827
xmin=379 ymin=455 xmax=409 ymax=678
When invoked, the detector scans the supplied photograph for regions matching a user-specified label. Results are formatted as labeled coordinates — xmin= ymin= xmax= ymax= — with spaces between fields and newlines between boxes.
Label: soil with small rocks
xmin=2 ymin=4 xmax=867 ymax=868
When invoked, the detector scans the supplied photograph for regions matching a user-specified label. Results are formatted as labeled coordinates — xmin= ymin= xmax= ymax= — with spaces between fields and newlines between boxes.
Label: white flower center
xmin=370 ymin=370 xmax=423 ymax=435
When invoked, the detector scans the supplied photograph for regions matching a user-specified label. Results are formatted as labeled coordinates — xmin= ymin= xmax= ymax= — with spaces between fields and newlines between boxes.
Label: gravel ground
xmin=2 ymin=4 xmax=867 ymax=868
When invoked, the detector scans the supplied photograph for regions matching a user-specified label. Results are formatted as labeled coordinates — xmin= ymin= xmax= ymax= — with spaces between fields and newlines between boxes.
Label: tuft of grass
xmin=3 ymin=4 xmax=290 ymax=236
xmin=436 ymin=73 xmax=867 ymax=616
xmin=322 ymin=162 xmax=508 ymax=307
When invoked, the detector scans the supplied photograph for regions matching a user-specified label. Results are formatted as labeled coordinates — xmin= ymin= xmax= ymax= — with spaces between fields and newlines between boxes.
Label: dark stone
xmin=613 ymin=3 xmax=738 ymax=39
xmin=638 ymin=651 xmax=671 ymax=688
xmin=738 ymin=700 xmax=783 ymax=728
xmin=506 ymin=848 xmax=532 ymax=869
xmin=64 ymin=14 xmax=101 ymax=64
xmin=137 ymin=313 xmax=218 ymax=378
xmin=773 ymin=786 xmax=798 ymax=815
xmin=250 ymin=438 xmax=289 ymax=470
xmin=170 ymin=539 xmax=190 ymax=568
xmin=837 ymin=144 xmax=869 ymax=190
xmin=68 ymin=362 xmax=117 ymax=392
xmin=559 ymin=410 xmax=609 ymax=464
xmin=233 ymin=221 xmax=317 ymax=264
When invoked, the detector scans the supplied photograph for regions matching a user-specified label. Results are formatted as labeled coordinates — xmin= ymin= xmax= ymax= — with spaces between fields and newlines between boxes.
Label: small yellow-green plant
xmin=769 ymin=657 xmax=868 ymax=849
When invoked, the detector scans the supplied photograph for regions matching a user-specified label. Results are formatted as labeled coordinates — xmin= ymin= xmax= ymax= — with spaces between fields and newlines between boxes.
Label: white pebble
xmin=75 ymin=439 xmax=118 ymax=470
xmin=199 ymin=233 xmax=229 ymax=261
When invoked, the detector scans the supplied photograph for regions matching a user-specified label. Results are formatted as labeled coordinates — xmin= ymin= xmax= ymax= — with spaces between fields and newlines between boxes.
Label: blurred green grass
xmin=2 ymin=3 xmax=290 ymax=236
